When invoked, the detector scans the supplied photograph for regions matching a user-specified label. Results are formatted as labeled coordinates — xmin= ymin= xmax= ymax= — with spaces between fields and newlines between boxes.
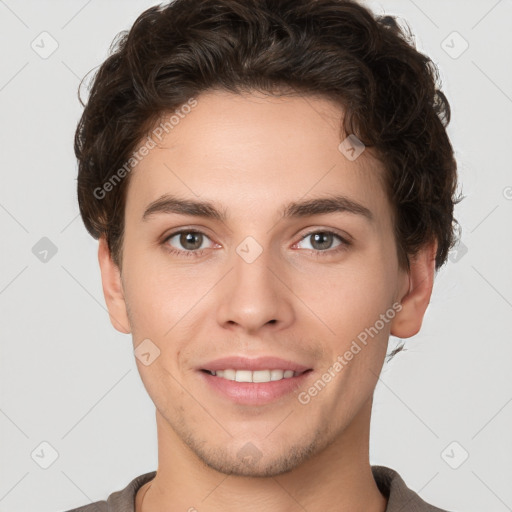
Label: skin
xmin=98 ymin=89 xmax=436 ymax=512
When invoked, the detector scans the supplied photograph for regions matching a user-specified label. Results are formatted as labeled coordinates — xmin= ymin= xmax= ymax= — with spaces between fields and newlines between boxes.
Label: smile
xmin=203 ymin=369 xmax=304 ymax=382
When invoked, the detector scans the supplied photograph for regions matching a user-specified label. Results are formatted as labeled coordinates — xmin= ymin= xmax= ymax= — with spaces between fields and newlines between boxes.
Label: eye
xmin=163 ymin=230 xmax=215 ymax=256
xmin=295 ymin=230 xmax=350 ymax=254
xmin=161 ymin=228 xmax=351 ymax=258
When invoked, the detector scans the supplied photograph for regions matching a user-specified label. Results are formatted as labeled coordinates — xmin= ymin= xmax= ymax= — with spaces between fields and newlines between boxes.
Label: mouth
xmin=197 ymin=355 xmax=314 ymax=405
xmin=198 ymin=367 xmax=314 ymax=405
xmin=200 ymin=368 xmax=310 ymax=382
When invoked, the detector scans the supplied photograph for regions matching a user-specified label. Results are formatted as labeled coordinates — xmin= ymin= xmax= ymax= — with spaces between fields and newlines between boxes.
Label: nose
xmin=215 ymin=241 xmax=295 ymax=334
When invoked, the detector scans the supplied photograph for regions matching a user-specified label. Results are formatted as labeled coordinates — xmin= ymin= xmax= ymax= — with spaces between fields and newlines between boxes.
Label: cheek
xmin=302 ymin=247 xmax=394 ymax=309
xmin=302 ymin=250 xmax=398 ymax=348
xmin=123 ymin=259 xmax=195 ymax=329
xmin=123 ymin=263 xmax=209 ymax=374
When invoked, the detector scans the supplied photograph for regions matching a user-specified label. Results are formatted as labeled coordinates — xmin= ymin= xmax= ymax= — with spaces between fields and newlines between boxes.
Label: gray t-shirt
xmin=62 ymin=465 xmax=452 ymax=512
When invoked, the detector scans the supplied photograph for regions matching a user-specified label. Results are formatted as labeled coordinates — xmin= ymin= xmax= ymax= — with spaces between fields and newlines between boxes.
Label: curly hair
xmin=75 ymin=0 xmax=460 ymax=273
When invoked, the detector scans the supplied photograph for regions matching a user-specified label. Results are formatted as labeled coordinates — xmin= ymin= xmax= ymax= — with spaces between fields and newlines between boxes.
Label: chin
xmin=188 ymin=432 xmax=328 ymax=478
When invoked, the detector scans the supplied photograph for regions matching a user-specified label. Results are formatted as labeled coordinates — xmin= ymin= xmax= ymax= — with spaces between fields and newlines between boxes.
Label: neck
xmin=138 ymin=397 xmax=387 ymax=512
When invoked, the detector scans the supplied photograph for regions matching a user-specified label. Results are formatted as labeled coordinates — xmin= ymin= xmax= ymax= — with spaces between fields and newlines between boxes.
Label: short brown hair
xmin=75 ymin=0 xmax=460 ymax=272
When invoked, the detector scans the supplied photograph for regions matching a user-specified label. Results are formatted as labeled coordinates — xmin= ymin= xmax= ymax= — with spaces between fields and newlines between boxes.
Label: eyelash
xmin=161 ymin=229 xmax=351 ymax=258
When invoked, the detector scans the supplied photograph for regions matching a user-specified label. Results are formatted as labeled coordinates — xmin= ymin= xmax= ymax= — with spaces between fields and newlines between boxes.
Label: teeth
xmin=208 ymin=369 xmax=299 ymax=383
xmin=270 ymin=369 xmax=284 ymax=381
xmin=253 ymin=370 xmax=271 ymax=382
xmin=236 ymin=370 xmax=253 ymax=382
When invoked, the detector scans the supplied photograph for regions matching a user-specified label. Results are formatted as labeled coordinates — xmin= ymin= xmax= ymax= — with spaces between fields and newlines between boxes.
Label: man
xmin=67 ymin=0 xmax=459 ymax=510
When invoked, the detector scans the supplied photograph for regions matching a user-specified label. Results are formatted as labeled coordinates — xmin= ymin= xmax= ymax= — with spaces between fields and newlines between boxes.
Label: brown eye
xmin=178 ymin=232 xmax=204 ymax=250
xmin=309 ymin=232 xmax=335 ymax=250
xmin=297 ymin=231 xmax=348 ymax=252
xmin=164 ymin=230 xmax=213 ymax=254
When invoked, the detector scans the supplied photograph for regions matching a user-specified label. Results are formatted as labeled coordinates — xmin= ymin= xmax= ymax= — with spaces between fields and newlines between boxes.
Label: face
xmin=100 ymin=89 xmax=422 ymax=478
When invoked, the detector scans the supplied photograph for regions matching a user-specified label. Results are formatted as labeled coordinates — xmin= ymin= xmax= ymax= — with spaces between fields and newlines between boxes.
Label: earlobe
xmin=97 ymin=236 xmax=131 ymax=334
xmin=390 ymin=242 xmax=437 ymax=339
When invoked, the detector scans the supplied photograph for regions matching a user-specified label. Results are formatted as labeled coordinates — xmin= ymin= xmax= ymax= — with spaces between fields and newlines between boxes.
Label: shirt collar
xmin=104 ymin=465 xmax=447 ymax=512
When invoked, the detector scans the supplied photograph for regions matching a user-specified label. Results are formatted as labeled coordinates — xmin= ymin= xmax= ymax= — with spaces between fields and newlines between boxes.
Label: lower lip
xmin=199 ymin=370 xmax=313 ymax=405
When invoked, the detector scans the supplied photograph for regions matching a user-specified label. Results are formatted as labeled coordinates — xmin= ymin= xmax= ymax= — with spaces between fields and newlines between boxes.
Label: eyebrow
xmin=142 ymin=193 xmax=374 ymax=223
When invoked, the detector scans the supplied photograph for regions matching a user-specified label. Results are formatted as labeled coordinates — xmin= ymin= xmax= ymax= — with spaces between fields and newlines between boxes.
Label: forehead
xmin=125 ymin=89 xmax=391 ymax=225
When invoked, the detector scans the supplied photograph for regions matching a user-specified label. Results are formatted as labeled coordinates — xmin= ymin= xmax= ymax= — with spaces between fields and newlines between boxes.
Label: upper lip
xmin=200 ymin=356 xmax=312 ymax=373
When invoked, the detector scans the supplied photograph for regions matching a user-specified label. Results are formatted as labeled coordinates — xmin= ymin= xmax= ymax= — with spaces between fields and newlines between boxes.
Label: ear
xmin=390 ymin=241 xmax=437 ymax=338
xmin=97 ymin=236 xmax=131 ymax=334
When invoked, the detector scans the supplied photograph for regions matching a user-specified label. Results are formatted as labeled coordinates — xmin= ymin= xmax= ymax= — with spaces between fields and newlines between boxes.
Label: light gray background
xmin=0 ymin=0 xmax=511 ymax=511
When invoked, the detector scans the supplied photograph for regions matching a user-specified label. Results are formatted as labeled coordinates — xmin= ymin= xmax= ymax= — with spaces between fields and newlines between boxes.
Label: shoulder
xmin=61 ymin=471 xmax=156 ymax=512
xmin=371 ymin=465 xmax=453 ymax=512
